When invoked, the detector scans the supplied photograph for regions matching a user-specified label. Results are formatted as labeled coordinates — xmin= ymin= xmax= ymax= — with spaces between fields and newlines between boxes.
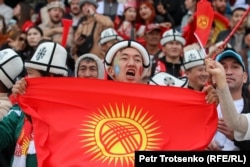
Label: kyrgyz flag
xmin=18 ymin=78 xmax=217 ymax=167
xmin=195 ymin=0 xmax=214 ymax=47
xmin=212 ymin=12 xmax=230 ymax=43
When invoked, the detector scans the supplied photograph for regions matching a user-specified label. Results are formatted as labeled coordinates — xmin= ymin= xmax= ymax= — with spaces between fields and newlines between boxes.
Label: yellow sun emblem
xmin=197 ymin=15 xmax=209 ymax=29
xmin=79 ymin=104 xmax=161 ymax=166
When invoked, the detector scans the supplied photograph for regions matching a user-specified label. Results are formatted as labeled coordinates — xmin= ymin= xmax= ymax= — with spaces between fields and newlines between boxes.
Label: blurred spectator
xmin=0 ymin=0 xmax=13 ymax=25
xmin=212 ymin=0 xmax=231 ymax=19
xmin=153 ymin=0 xmax=184 ymax=28
xmin=115 ymin=0 xmax=137 ymax=40
xmin=180 ymin=0 xmax=198 ymax=32
xmin=143 ymin=25 xmax=163 ymax=78
xmin=1 ymin=28 xmax=27 ymax=56
xmin=136 ymin=1 xmax=171 ymax=39
xmin=39 ymin=1 xmax=72 ymax=47
xmin=0 ymin=15 xmax=6 ymax=34
xmin=64 ymin=0 xmax=83 ymax=30
xmin=38 ymin=0 xmax=58 ymax=26
xmin=215 ymin=4 xmax=249 ymax=70
xmin=97 ymin=0 xmax=124 ymax=20
xmin=25 ymin=26 xmax=44 ymax=60
xmin=13 ymin=2 xmax=34 ymax=32
xmin=74 ymin=0 xmax=113 ymax=58
xmin=0 ymin=15 xmax=8 ymax=46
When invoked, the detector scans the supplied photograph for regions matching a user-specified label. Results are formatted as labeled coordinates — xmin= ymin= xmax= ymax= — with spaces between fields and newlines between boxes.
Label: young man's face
xmin=49 ymin=7 xmax=64 ymax=24
xmin=185 ymin=65 xmax=209 ymax=91
xmin=231 ymin=9 xmax=247 ymax=29
xmin=77 ymin=59 xmax=98 ymax=78
xmin=70 ymin=0 xmax=81 ymax=15
xmin=220 ymin=57 xmax=247 ymax=92
xmin=109 ymin=47 xmax=144 ymax=83
xmin=162 ymin=41 xmax=183 ymax=59
xmin=26 ymin=68 xmax=43 ymax=78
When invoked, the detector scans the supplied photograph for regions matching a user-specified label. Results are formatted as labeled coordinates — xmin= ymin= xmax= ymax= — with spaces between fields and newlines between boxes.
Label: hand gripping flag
xmin=18 ymin=78 xmax=217 ymax=167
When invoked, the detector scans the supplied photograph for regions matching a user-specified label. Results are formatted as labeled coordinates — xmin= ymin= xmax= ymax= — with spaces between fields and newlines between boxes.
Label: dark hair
xmin=27 ymin=26 xmax=44 ymax=36
xmin=81 ymin=57 xmax=96 ymax=63
xmin=0 ymin=15 xmax=7 ymax=34
xmin=38 ymin=70 xmax=65 ymax=77
xmin=16 ymin=2 xmax=32 ymax=29
xmin=232 ymin=7 xmax=247 ymax=15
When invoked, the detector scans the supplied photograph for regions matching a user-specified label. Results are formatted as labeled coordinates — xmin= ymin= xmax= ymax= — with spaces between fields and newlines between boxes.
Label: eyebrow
xmin=121 ymin=53 xmax=142 ymax=59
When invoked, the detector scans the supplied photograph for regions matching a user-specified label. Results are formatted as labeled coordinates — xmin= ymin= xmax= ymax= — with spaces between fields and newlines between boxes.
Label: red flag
xmin=195 ymin=0 xmax=214 ymax=47
xmin=182 ymin=15 xmax=197 ymax=46
xmin=18 ymin=78 xmax=217 ymax=167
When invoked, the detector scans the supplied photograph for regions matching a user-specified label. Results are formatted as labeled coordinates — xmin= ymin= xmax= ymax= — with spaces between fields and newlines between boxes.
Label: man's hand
xmin=202 ymin=85 xmax=219 ymax=104
xmin=218 ymin=119 xmax=234 ymax=140
xmin=11 ymin=78 xmax=27 ymax=97
xmin=206 ymin=141 xmax=223 ymax=151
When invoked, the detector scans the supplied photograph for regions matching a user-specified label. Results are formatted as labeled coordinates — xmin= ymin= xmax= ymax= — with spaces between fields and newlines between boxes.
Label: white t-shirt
xmin=213 ymin=98 xmax=243 ymax=150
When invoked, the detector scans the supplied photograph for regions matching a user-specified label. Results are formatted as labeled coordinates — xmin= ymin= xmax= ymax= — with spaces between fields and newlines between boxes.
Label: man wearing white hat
xmin=0 ymin=42 xmax=68 ymax=167
xmin=104 ymin=40 xmax=150 ymax=83
xmin=0 ymin=48 xmax=24 ymax=167
xmin=153 ymin=28 xmax=186 ymax=78
xmin=183 ymin=44 xmax=209 ymax=91
xmin=75 ymin=53 xmax=105 ymax=79
xmin=99 ymin=27 xmax=123 ymax=55
xmin=0 ymin=49 xmax=24 ymax=119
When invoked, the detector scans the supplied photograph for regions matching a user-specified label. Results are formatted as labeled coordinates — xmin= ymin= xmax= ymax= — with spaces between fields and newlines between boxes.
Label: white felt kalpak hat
xmin=160 ymin=29 xmax=186 ymax=46
xmin=99 ymin=28 xmax=123 ymax=46
xmin=25 ymin=42 xmax=68 ymax=76
xmin=149 ymin=72 xmax=188 ymax=87
xmin=75 ymin=53 xmax=105 ymax=79
xmin=183 ymin=48 xmax=205 ymax=70
xmin=0 ymin=49 xmax=23 ymax=89
xmin=104 ymin=40 xmax=150 ymax=78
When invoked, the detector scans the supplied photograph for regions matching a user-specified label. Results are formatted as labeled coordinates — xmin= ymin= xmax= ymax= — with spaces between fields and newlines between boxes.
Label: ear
xmin=243 ymin=72 xmax=248 ymax=84
xmin=184 ymin=69 xmax=191 ymax=77
xmin=107 ymin=66 xmax=115 ymax=78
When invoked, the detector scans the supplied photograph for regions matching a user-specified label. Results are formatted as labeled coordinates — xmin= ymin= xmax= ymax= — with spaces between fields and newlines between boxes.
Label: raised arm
xmin=205 ymin=58 xmax=249 ymax=139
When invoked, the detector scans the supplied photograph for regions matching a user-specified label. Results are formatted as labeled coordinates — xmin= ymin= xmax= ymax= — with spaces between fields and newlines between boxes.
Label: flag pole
xmin=222 ymin=6 xmax=250 ymax=45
